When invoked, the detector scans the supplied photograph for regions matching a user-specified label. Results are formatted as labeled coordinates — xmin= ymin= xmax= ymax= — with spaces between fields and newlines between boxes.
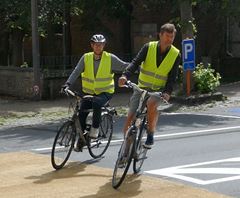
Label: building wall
xmin=0 ymin=66 xmax=138 ymax=99
xmin=0 ymin=66 xmax=35 ymax=99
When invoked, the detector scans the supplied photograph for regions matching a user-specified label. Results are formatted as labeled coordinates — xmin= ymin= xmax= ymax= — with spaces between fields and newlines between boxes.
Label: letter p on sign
xmin=184 ymin=43 xmax=193 ymax=60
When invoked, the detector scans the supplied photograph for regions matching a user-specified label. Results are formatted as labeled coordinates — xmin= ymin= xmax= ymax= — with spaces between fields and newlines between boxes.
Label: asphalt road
xmin=1 ymin=108 xmax=240 ymax=197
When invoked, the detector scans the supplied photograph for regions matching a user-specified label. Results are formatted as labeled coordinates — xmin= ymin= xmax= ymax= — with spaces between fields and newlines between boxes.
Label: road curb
xmin=171 ymin=92 xmax=224 ymax=105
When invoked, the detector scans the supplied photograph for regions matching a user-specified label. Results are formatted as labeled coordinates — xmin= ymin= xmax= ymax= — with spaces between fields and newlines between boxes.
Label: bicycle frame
xmin=127 ymin=81 xmax=163 ymax=132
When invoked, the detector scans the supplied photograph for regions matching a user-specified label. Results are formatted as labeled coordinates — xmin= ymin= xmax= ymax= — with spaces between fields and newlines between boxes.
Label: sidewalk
xmin=216 ymin=81 xmax=240 ymax=100
xmin=0 ymin=152 xmax=230 ymax=198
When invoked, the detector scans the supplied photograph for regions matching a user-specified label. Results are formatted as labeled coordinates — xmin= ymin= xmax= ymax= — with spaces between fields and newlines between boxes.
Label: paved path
xmin=0 ymin=152 xmax=230 ymax=198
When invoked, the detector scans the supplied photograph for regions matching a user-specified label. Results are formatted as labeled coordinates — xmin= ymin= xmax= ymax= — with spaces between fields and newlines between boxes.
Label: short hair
xmin=160 ymin=23 xmax=176 ymax=34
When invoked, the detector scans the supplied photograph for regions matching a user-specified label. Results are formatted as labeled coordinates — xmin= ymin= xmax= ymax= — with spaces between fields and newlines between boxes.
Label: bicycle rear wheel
xmin=88 ymin=113 xmax=113 ymax=158
xmin=112 ymin=128 xmax=136 ymax=189
xmin=133 ymin=119 xmax=148 ymax=174
xmin=51 ymin=121 xmax=76 ymax=170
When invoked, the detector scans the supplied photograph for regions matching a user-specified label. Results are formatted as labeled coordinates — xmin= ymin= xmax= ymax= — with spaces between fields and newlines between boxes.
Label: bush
xmin=193 ymin=63 xmax=221 ymax=93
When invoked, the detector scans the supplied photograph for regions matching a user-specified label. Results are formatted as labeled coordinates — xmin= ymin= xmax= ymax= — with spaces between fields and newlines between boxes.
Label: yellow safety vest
xmin=138 ymin=41 xmax=179 ymax=90
xmin=81 ymin=51 xmax=114 ymax=94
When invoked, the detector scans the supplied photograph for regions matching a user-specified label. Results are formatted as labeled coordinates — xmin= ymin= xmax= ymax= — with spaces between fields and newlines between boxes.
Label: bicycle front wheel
xmin=88 ymin=113 xmax=113 ymax=158
xmin=133 ymin=120 xmax=148 ymax=174
xmin=112 ymin=128 xmax=136 ymax=189
xmin=51 ymin=120 xmax=76 ymax=170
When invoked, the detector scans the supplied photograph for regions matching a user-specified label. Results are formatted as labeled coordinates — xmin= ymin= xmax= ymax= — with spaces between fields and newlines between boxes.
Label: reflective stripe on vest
xmin=138 ymin=41 xmax=179 ymax=90
xmin=81 ymin=51 xmax=114 ymax=94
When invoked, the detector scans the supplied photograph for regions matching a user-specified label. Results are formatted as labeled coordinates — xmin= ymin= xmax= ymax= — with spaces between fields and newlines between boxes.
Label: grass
xmin=0 ymin=110 xmax=69 ymax=127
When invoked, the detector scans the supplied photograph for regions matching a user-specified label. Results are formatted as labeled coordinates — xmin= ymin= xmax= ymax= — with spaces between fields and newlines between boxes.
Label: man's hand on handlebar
xmin=118 ymin=75 xmax=127 ymax=87
xmin=162 ymin=92 xmax=170 ymax=101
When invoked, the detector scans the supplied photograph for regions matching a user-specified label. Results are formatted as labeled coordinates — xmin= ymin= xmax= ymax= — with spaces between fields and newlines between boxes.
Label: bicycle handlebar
xmin=63 ymin=88 xmax=94 ymax=101
xmin=63 ymin=88 xmax=82 ymax=98
xmin=64 ymin=88 xmax=76 ymax=97
xmin=124 ymin=80 xmax=169 ymax=104
xmin=125 ymin=80 xmax=163 ymax=97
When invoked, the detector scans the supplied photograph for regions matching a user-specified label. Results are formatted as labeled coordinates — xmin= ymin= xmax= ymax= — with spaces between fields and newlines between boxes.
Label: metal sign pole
xmin=31 ymin=0 xmax=41 ymax=100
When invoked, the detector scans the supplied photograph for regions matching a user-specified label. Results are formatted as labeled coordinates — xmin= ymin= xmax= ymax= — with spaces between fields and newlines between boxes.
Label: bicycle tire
xmin=133 ymin=119 xmax=148 ymax=174
xmin=51 ymin=120 xmax=76 ymax=170
xmin=112 ymin=128 xmax=136 ymax=189
xmin=88 ymin=113 xmax=113 ymax=158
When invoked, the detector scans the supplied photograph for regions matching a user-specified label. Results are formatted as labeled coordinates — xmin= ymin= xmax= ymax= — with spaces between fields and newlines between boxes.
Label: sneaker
xmin=143 ymin=133 xmax=154 ymax=149
xmin=89 ymin=127 xmax=99 ymax=139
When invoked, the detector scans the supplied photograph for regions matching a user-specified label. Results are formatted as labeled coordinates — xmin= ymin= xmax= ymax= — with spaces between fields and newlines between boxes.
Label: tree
xmin=193 ymin=0 xmax=240 ymax=60
xmin=0 ymin=0 xmax=31 ymax=66
xmin=0 ymin=0 xmax=73 ymax=66
xmin=179 ymin=0 xmax=194 ymax=39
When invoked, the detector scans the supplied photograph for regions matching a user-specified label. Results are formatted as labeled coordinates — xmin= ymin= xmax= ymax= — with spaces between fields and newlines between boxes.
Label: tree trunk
xmin=179 ymin=0 xmax=194 ymax=95
xmin=0 ymin=30 xmax=9 ymax=65
xmin=45 ymin=13 xmax=55 ymax=56
xmin=11 ymin=29 xmax=25 ymax=67
xmin=63 ymin=0 xmax=72 ymax=69
xmin=120 ymin=0 xmax=133 ymax=61
xmin=179 ymin=0 xmax=194 ymax=39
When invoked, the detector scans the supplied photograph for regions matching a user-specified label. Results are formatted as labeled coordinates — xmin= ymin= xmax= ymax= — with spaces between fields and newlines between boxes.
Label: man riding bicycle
xmin=62 ymin=34 xmax=128 ymax=151
xmin=118 ymin=23 xmax=181 ymax=149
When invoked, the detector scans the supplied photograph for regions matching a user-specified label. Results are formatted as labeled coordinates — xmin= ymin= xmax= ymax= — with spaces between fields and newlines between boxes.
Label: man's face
xmin=159 ymin=31 xmax=175 ymax=47
xmin=91 ymin=42 xmax=105 ymax=55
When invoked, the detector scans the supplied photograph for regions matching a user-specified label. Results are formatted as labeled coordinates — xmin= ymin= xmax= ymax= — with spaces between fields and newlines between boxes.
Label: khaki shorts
xmin=128 ymin=89 xmax=162 ymax=114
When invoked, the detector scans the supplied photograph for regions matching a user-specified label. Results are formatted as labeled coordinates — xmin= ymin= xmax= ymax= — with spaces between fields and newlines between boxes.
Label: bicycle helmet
xmin=90 ymin=34 xmax=106 ymax=43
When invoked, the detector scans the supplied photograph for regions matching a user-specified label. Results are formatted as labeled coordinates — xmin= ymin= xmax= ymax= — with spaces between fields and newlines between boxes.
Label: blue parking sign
xmin=182 ymin=39 xmax=195 ymax=71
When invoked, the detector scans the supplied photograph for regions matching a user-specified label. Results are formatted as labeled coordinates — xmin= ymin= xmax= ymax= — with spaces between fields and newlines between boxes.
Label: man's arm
xmin=110 ymin=54 xmax=129 ymax=72
xmin=122 ymin=43 xmax=149 ymax=78
xmin=66 ymin=55 xmax=85 ymax=86
xmin=162 ymin=53 xmax=181 ymax=95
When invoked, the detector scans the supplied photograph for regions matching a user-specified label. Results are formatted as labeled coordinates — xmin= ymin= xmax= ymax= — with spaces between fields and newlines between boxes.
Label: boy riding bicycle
xmin=62 ymin=34 xmax=128 ymax=151
xmin=118 ymin=23 xmax=181 ymax=149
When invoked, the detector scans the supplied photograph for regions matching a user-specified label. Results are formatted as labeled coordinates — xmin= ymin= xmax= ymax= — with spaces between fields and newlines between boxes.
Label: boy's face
xmin=91 ymin=42 xmax=105 ymax=55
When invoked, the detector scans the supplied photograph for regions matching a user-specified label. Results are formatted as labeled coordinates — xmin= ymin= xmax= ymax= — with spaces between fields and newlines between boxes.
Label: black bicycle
xmin=51 ymin=89 xmax=117 ymax=170
xmin=112 ymin=81 xmax=166 ymax=189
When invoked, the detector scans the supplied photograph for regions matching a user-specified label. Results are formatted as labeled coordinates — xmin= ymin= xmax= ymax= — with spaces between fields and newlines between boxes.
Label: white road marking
xmin=32 ymin=125 xmax=240 ymax=151
xmin=166 ymin=112 xmax=240 ymax=119
xmin=155 ymin=125 xmax=240 ymax=138
xmin=145 ymin=157 xmax=240 ymax=185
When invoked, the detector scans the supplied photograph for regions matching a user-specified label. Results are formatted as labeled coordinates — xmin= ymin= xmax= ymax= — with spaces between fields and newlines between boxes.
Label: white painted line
xmin=32 ymin=125 xmax=240 ymax=151
xmin=145 ymin=157 xmax=240 ymax=185
xmin=155 ymin=125 xmax=240 ymax=138
xmin=166 ymin=112 xmax=240 ymax=119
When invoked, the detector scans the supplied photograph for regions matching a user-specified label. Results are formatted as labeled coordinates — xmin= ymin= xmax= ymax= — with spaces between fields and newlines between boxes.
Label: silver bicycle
xmin=51 ymin=89 xmax=117 ymax=170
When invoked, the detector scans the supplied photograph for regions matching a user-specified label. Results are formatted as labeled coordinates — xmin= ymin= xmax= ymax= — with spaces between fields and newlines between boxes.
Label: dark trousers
xmin=78 ymin=92 xmax=113 ymax=131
